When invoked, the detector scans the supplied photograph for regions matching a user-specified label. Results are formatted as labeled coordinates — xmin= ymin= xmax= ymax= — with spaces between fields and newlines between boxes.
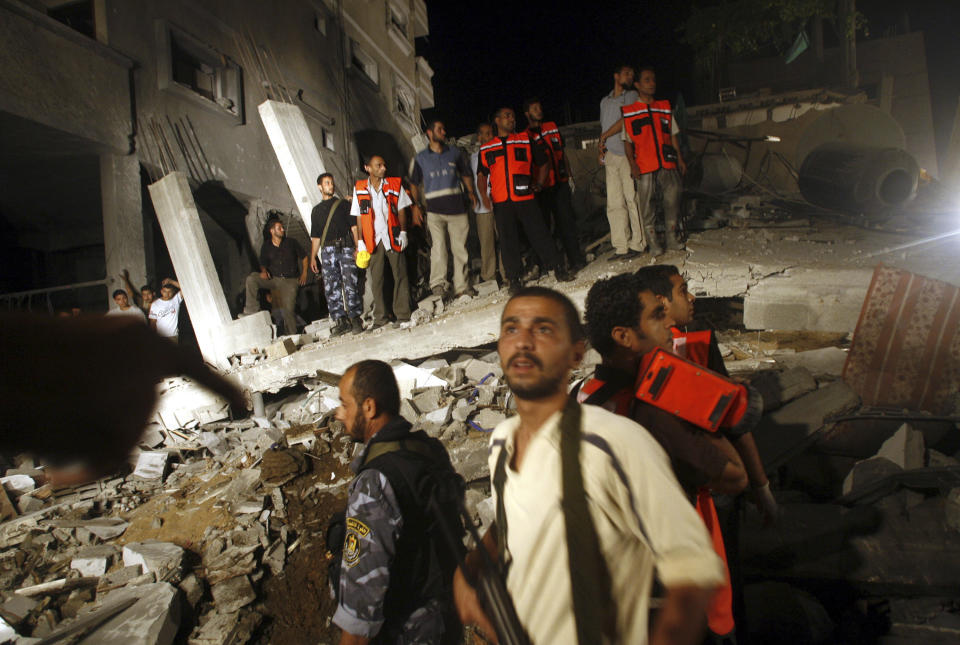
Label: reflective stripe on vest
xmin=479 ymin=133 xmax=536 ymax=203
xmin=576 ymin=377 xmax=633 ymax=416
xmin=528 ymin=121 xmax=568 ymax=187
xmin=672 ymin=328 xmax=713 ymax=368
xmin=622 ymin=99 xmax=677 ymax=174
xmin=355 ymin=177 xmax=404 ymax=252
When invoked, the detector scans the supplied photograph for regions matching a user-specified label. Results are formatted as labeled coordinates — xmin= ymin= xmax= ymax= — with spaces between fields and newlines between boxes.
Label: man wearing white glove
xmin=350 ymin=154 xmax=419 ymax=329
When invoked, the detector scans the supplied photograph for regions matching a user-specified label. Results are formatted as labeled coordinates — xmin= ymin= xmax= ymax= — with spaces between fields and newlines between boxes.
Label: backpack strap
xmin=362 ymin=438 xmax=435 ymax=467
xmin=559 ymin=398 xmax=615 ymax=644
xmin=492 ymin=443 xmax=510 ymax=569
xmin=318 ymin=198 xmax=347 ymax=249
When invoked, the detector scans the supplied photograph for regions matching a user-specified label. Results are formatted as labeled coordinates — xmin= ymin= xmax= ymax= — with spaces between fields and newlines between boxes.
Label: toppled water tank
xmin=798 ymin=143 xmax=919 ymax=214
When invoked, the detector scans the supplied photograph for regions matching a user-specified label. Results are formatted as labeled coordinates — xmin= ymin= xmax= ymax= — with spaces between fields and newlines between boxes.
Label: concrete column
xmin=258 ymin=100 xmax=326 ymax=234
xmin=100 ymin=153 xmax=146 ymax=307
xmin=148 ymin=172 xmax=272 ymax=369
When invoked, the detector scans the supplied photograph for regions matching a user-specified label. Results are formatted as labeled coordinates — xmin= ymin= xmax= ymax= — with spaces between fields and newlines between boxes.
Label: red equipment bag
xmin=635 ymin=348 xmax=741 ymax=433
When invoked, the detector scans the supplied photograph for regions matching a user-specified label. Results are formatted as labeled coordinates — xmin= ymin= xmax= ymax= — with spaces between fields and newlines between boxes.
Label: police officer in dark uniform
xmin=333 ymin=359 xmax=462 ymax=645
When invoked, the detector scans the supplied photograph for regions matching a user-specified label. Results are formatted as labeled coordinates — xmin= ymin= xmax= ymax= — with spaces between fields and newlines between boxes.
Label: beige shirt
xmin=489 ymin=404 xmax=724 ymax=644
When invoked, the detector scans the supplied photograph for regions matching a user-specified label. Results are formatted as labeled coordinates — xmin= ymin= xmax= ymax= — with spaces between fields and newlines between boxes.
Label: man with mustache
xmin=333 ymin=360 xmax=462 ymax=644
xmin=454 ymin=286 xmax=723 ymax=644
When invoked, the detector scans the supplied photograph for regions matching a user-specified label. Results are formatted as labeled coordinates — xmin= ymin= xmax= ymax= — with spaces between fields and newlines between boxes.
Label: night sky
xmin=420 ymin=0 xmax=959 ymax=170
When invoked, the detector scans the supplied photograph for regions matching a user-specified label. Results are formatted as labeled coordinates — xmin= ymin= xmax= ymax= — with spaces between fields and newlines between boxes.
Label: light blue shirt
xmin=600 ymin=89 xmax=639 ymax=156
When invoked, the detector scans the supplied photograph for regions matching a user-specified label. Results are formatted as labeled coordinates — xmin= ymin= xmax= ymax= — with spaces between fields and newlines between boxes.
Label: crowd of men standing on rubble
xmin=99 ymin=63 xmax=689 ymax=342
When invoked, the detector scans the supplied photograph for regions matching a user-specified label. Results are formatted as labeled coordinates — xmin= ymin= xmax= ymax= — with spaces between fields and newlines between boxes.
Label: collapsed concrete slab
xmin=148 ymin=172 xmax=273 ymax=369
xmin=78 ymin=582 xmax=180 ymax=645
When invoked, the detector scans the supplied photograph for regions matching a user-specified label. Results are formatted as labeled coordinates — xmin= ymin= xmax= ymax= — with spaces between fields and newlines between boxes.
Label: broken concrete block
xmin=425 ymin=404 xmax=452 ymax=425
xmin=420 ymin=358 xmax=449 ymax=370
xmin=441 ymin=422 xmax=467 ymax=443
xmin=72 ymin=556 xmax=109 ymax=577
xmin=460 ymin=358 xmax=502 ymax=384
xmin=1 ymin=474 xmax=35 ymax=496
xmin=876 ymin=424 xmax=925 ymax=471
xmin=412 ymin=387 xmax=445 ymax=414
xmin=90 ymin=581 xmax=180 ymax=645
xmin=122 ymin=542 xmax=184 ymax=579
xmin=99 ymin=565 xmax=145 ymax=593
xmin=16 ymin=494 xmax=43 ymax=514
xmin=410 ymin=308 xmax=431 ymax=325
xmin=260 ymin=448 xmax=306 ymax=486
xmin=139 ymin=424 xmax=166 ymax=449
xmin=417 ymin=295 xmax=443 ymax=316
xmin=774 ymin=347 xmax=848 ymax=379
xmin=946 ymin=488 xmax=960 ymax=532
xmin=928 ymin=450 xmax=960 ymax=468
xmin=0 ymin=617 xmax=14 ymax=642
xmin=749 ymin=367 xmax=818 ymax=412
xmin=471 ymin=408 xmax=506 ymax=431
xmin=399 ymin=399 xmax=418 ymax=424
xmin=473 ymin=385 xmax=497 ymax=407
xmin=262 ymin=540 xmax=285 ymax=575
xmin=842 ymin=456 xmax=902 ymax=496
xmin=210 ymin=575 xmax=256 ymax=614
xmin=203 ymin=544 xmax=259 ymax=585
xmin=133 ymin=451 xmax=169 ymax=481
xmin=754 ymin=381 xmax=860 ymax=469
xmin=391 ymin=362 xmax=448 ymax=399
xmin=199 ymin=432 xmax=227 ymax=457
xmin=453 ymin=401 xmax=477 ymax=423
xmin=0 ymin=594 xmax=37 ymax=625
xmin=178 ymin=573 xmax=204 ymax=608
xmin=188 ymin=610 xmax=262 ymax=645
xmin=476 ymin=280 xmax=499 ymax=297
xmin=432 ymin=365 xmax=465 ymax=387
xmin=266 ymin=337 xmax=297 ymax=360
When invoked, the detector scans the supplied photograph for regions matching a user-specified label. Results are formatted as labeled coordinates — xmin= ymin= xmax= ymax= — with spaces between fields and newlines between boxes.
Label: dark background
xmin=420 ymin=0 xmax=959 ymax=170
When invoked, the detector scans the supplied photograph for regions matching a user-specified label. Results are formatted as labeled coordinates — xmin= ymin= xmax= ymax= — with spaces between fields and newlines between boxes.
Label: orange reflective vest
xmin=574 ymin=366 xmax=635 ymax=414
xmin=478 ymin=133 xmax=536 ymax=203
xmin=528 ymin=121 xmax=568 ymax=187
xmin=622 ymin=99 xmax=677 ymax=174
xmin=671 ymin=328 xmax=713 ymax=370
xmin=354 ymin=177 xmax=404 ymax=252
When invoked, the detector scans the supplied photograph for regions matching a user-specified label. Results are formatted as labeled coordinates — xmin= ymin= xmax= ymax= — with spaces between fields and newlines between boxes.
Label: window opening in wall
xmin=389 ymin=5 xmax=408 ymax=38
xmin=323 ymin=129 xmax=336 ymax=151
xmin=160 ymin=25 xmax=243 ymax=119
xmin=350 ymin=40 xmax=379 ymax=85
xmin=47 ymin=0 xmax=95 ymax=39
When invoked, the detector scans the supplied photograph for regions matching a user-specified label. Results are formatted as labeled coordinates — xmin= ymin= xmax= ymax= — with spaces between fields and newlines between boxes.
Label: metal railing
xmin=0 ymin=279 xmax=109 ymax=314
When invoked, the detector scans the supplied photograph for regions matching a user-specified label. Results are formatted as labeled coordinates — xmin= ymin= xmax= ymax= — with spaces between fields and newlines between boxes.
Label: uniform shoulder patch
xmin=343 ymin=517 xmax=371 ymax=567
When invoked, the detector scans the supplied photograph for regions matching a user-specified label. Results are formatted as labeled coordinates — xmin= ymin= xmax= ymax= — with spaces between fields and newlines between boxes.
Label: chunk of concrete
xmin=16 ymin=494 xmax=43 ymax=514
xmin=122 ymin=542 xmax=184 ymax=579
xmin=0 ymin=595 xmax=38 ymax=625
xmin=132 ymin=451 xmax=169 ymax=481
xmin=749 ymin=367 xmax=818 ymax=412
xmin=461 ymin=359 xmax=502 ymax=384
xmin=754 ymin=381 xmax=860 ymax=469
xmin=263 ymin=540 xmax=286 ymax=575
xmin=1 ymin=474 xmax=35 ymax=496
xmin=432 ymin=365 xmax=465 ymax=387
xmin=842 ymin=456 xmax=902 ymax=496
xmin=876 ymin=424 xmax=925 ymax=471
xmin=452 ymin=401 xmax=477 ymax=423
xmin=773 ymin=347 xmax=849 ymax=379
xmin=83 ymin=581 xmax=180 ymax=645
xmin=72 ymin=556 xmax=109 ymax=577
xmin=412 ymin=387 xmax=445 ymax=414
xmin=391 ymin=362 xmax=447 ymax=399
xmin=266 ymin=337 xmax=298 ymax=360
xmin=471 ymin=408 xmax=506 ymax=431
xmin=399 ymin=399 xmax=418 ymax=424
xmin=178 ymin=573 xmax=204 ymax=608
xmin=210 ymin=575 xmax=255 ymax=614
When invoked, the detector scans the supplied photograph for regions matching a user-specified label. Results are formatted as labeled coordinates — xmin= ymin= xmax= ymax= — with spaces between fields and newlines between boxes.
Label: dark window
xmin=48 ymin=0 xmax=95 ymax=39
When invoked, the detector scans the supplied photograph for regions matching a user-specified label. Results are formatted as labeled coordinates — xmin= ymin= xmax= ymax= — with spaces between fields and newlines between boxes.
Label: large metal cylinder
xmin=798 ymin=143 xmax=919 ymax=214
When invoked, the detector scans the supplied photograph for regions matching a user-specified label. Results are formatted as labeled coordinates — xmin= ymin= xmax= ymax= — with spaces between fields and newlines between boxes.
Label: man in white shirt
xmin=350 ymin=155 xmax=420 ymax=329
xmin=454 ymin=286 xmax=724 ymax=645
xmin=106 ymin=289 xmax=145 ymax=322
xmin=149 ymin=278 xmax=184 ymax=342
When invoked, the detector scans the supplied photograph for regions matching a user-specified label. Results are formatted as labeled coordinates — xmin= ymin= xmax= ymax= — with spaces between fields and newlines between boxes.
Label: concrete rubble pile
xmin=0 ymin=349 xmax=527 ymax=643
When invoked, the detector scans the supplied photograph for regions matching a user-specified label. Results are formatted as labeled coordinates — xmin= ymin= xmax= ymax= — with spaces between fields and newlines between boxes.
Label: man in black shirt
xmin=243 ymin=213 xmax=307 ymax=335
xmin=310 ymin=173 xmax=363 ymax=336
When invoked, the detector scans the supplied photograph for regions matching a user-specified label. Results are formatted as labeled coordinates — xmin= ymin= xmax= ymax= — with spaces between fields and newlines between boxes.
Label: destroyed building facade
xmin=0 ymin=0 xmax=434 ymax=313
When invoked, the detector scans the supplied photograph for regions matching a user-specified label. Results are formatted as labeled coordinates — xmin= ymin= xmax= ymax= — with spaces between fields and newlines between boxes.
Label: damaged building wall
xmin=727 ymin=31 xmax=939 ymax=176
xmin=0 ymin=0 xmax=433 ymax=310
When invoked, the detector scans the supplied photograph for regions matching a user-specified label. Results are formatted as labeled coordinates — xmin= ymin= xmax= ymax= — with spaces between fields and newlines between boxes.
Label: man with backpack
xmin=332 ymin=359 xmax=463 ymax=644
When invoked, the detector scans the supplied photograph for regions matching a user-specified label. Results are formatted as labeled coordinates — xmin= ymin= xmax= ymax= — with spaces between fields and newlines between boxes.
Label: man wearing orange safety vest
xmin=350 ymin=154 xmax=420 ymax=330
xmin=523 ymin=97 xmax=585 ymax=272
xmin=621 ymin=67 xmax=687 ymax=255
xmin=477 ymin=107 xmax=573 ymax=294
xmin=581 ymin=272 xmax=767 ymax=643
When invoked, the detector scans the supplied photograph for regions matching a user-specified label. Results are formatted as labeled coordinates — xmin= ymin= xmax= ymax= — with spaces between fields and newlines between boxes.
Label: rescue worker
xmin=453 ymin=286 xmax=724 ymax=645
xmin=622 ymin=67 xmax=687 ymax=254
xmin=476 ymin=108 xmax=573 ymax=294
xmin=409 ymin=120 xmax=477 ymax=300
xmin=333 ymin=359 xmax=463 ymax=644
xmin=523 ymin=98 xmax=585 ymax=272
xmin=582 ymin=273 xmax=767 ymax=643
xmin=350 ymin=155 xmax=420 ymax=330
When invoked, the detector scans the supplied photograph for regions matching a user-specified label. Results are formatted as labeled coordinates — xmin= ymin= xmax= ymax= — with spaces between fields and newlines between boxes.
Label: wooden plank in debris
xmin=0 ymin=485 xmax=17 ymax=521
